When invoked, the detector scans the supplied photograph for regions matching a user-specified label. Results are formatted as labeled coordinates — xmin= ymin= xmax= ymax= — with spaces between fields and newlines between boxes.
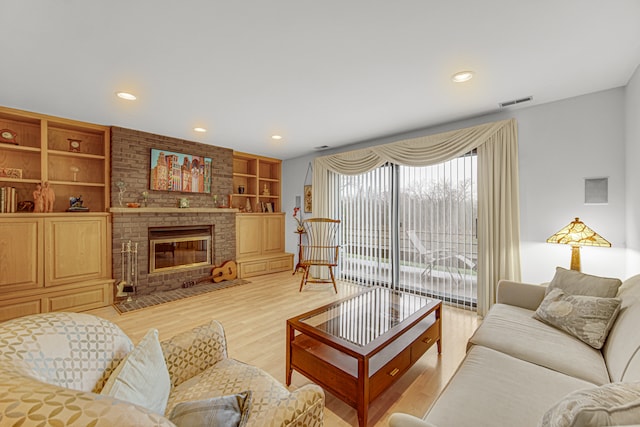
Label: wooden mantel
xmin=109 ymin=207 xmax=239 ymax=214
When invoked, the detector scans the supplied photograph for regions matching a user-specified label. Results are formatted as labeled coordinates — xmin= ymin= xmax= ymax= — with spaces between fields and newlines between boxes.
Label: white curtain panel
xmin=313 ymin=119 xmax=521 ymax=315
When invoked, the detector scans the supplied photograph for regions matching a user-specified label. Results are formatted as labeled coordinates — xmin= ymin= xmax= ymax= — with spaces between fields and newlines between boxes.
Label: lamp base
xmin=570 ymin=245 xmax=581 ymax=271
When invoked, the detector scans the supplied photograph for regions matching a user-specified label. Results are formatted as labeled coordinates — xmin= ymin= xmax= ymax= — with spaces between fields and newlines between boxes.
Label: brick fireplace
xmin=110 ymin=127 xmax=236 ymax=295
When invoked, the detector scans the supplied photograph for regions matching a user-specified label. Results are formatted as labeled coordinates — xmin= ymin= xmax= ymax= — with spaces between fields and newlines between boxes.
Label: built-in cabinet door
xmin=44 ymin=216 xmax=107 ymax=286
xmin=0 ymin=217 xmax=43 ymax=293
xmin=262 ymin=214 xmax=284 ymax=254
xmin=236 ymin=214 xmax=263 ymax=259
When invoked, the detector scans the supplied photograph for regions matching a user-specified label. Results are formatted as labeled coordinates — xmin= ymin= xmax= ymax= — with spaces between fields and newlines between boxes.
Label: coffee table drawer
xmin=369 ymin=348 xmax=411 ymax=401
xmin=411 ymin=319 xmax=440 ymax=363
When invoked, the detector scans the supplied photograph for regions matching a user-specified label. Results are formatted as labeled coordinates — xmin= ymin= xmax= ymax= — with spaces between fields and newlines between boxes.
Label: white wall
xmin=283 ymin=87 xmax=630 ymax=284
xmin=626 ymin=64 xmax=640 ymax=275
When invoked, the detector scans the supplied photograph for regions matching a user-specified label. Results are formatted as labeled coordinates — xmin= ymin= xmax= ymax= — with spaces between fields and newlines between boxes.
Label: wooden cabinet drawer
xmin=370 ymin=347 xmax=411 ymax=401
xmin=268 ymin=255 xmax=293 ymax=271
xmin=411 ymin=319 xmax=440 ymax=363
xmin=240 ymin=260 xmax=269 ymax=277
xmin=47 ymin=283 xmax=111 ymax=312
xmin=238 ymin=254 xmax=293 ymax=278
xmin=0 ymin=297 xmax=42 ymax=322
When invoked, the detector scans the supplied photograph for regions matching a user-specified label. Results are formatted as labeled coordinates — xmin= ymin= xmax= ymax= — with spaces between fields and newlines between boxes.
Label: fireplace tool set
xmin=116 ymin=240 xmax=138 ymax=302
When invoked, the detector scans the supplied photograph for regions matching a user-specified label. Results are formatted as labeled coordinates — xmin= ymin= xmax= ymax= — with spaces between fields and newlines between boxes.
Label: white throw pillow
xmin=540 ymin=382 xmax=640 ymax=427
xmin=101 ymin=328 xmax=171 ymax=415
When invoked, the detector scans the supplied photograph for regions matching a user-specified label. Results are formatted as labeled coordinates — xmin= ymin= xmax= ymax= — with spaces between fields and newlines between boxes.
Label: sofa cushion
xmin=534 ymin=288 xmax=621 ymax=349
xmin=547 ymin=267 xmax=621 ymax=298
xmin=169 ymin=391 xmax=251 ymax=427
xmin=469 ymin=303 xmax=610 ymax=384
xmin=539 ymin=382 xmax=640 ymax=427
xmin=424 ymin=346 xmax=595 ymax=427
xmin=101 ymin=329 xmax=171 ymax=415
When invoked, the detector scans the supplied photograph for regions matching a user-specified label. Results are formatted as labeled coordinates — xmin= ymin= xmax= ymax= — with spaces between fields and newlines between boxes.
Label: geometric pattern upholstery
xmin=0 ymin=368 xmax=175 ymax=427
xmin=0 ymin=313 xmax=325 ymax=427
xmin=166 ymin=358 xmax=325 ymax=427
xmin=160 ymin=320 xmax=228 ymax=388
xmin=0 ymin=312 xmax=133 ymax=392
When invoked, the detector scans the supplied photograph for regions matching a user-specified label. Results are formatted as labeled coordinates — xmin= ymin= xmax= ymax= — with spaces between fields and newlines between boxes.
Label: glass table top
xmin=299 ymin=287 xmax=434 ymax=347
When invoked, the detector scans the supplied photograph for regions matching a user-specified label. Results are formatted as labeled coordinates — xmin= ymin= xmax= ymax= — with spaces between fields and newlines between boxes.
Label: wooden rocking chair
xmin=299 ymin=218 xmax=340 ymax=292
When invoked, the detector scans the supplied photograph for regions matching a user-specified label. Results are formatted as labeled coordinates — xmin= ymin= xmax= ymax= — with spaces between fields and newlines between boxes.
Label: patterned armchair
xmin=0 ymin=312 xmax=324 ymax=426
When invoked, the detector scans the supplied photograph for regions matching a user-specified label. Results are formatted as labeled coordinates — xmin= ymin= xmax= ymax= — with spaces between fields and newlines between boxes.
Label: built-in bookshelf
xmin=231 ymin=152 xmax=281 ymax=213
xmin=0 ymin=106 xmax=110 ymax=213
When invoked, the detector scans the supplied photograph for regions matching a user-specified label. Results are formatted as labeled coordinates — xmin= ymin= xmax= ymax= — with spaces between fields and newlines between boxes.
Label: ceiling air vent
xmin=314 ymin=145 xmax=330 ymax=150
xmin=499 ymin=96 xmax=533 ymax=109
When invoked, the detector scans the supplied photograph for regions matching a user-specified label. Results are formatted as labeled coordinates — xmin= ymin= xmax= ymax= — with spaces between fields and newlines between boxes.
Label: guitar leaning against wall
xmin=183 ymin=260 xmax=238 ymax=288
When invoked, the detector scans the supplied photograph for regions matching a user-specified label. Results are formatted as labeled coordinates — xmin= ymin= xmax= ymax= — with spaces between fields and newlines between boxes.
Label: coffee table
xmin=286 ymin=287 xmax=441 ymax=427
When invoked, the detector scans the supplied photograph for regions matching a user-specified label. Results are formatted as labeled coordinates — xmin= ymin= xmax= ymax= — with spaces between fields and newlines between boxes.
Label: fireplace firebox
xmin=149 ymin=225 xmax=213 ymax=273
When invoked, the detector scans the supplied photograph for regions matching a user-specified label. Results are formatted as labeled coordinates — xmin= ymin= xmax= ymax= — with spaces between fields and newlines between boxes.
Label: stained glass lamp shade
xmin=546 ymin=217 xmax=611 ymax=272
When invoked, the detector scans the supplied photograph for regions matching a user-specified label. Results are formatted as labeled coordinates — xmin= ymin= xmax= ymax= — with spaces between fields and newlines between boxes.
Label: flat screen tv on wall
xmin=149 ymin=148 xmax=212 ymax=193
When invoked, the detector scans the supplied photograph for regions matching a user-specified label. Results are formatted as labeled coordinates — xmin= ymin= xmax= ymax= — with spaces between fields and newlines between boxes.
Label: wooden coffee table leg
xmin=357 ymin=358 xmax=369 ymax=427
xmin=286 ymin=322 xmax=293 ymax=385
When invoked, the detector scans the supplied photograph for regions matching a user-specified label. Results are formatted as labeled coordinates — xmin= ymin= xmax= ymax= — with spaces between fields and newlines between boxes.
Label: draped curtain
xmin=313 ymin=119 xmax=521 ymax=315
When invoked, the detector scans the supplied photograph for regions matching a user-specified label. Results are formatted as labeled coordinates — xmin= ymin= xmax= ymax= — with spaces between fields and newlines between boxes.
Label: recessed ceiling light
xmin=116 ymin=92 xmax=137 ymax=100
xmin=194 ymin=127 xmax=207 ymax=133
xmin=451 ymin=71 xmax=474 ymax=83
xmin=271 ymin=135 xmax=283 ymax=140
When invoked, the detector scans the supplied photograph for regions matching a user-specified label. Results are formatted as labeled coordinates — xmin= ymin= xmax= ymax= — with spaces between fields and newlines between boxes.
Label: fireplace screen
xmin=149 ymin=226 xmax=212 ymax=273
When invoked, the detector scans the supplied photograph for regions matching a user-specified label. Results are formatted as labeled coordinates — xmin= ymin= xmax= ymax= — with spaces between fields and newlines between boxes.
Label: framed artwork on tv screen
xmin=150 ymin=149 xmax=212 ymax=193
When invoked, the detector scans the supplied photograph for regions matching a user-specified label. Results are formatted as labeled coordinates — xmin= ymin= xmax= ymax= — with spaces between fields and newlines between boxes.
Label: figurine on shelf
xmin=33 ymin=183 xmax=44 ymax=213
xmin=42 ymin=182 xmax=55 ymax=212
xmin=67 ymin=195 xmax=89 ymax=212
xmin=262 ymin=184 xmax=270 ymax=196
xmin=70 ymin=166 xmax=79 ymax=182
xmin=245 ymin=198 xmax=252 ymax=213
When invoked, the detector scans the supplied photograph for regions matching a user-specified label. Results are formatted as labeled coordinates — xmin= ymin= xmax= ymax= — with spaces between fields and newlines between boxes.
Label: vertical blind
xmin=338 ymin=153 xmax=478 ymax=309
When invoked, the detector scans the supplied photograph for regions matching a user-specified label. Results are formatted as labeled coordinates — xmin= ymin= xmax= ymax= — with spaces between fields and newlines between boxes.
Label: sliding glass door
xmin=338 ymin=153 xmax=478 ymax=309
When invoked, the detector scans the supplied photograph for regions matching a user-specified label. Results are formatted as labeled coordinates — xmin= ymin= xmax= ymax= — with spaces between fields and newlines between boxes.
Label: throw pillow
xmin=546 ymin=266 xmax=622 ymax=298
xmin=534 ymin=288 xmax=621 ymax=349
xmin=101 ymin=328 xmax=171 ymax=415
xmin=539 ymin=382 xmax=640 ymax=427
xmin=169 ymin=391 xmax=252 ymax=427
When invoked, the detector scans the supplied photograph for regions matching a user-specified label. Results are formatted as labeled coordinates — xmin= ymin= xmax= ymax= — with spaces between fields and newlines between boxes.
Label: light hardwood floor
xmin=87 ymin=271 xmax=479 ymax=426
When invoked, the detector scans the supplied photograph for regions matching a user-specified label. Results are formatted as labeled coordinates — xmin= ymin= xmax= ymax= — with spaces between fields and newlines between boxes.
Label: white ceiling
xmin=2 ymin=1 xmax=639 ymax=160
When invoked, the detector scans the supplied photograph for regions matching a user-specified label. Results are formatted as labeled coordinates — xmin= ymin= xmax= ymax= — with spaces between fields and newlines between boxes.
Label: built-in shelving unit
xmin=0 ymin=106 xmax=112 ymax=321
xmin=231 ymin=151 xmax=281 ymax=213
xmin=0 ymin=106 xmax=110 ymax=212
xmin=231 ymin=151 xmax=292 ymax=277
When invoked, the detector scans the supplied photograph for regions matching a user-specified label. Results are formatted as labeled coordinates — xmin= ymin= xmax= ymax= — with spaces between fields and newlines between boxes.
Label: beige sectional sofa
xmin=390 ymin=268 xmax=640 ymax=427
xmin=0 ymin=312 xmax=324 ymax=426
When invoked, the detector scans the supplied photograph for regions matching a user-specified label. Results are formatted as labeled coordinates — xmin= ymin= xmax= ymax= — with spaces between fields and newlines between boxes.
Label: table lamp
xmin=546 ymin=217 xmax=611 ymax=272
